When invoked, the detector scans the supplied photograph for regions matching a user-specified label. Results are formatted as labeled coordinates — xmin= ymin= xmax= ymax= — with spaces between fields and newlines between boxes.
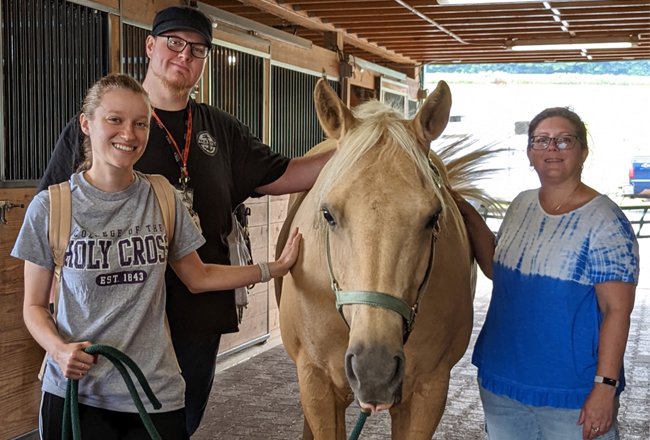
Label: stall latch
xmin=0 ymin=200 xmax=25 ymax=224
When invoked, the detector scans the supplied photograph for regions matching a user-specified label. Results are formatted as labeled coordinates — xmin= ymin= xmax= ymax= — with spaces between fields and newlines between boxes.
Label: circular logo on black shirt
xmin=197 ymin=131 xmax=218 ymax=156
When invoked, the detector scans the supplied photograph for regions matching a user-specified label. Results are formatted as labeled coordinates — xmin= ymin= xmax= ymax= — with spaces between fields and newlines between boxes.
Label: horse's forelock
xmin=352 ymin=100 xmax=401 ymax=120
xmin=311 ymin=99 xmax=453 ymax=230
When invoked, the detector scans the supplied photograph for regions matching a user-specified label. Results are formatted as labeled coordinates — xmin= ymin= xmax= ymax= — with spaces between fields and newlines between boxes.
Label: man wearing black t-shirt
xmin=38 ymin=6 xmax=332 ymax=435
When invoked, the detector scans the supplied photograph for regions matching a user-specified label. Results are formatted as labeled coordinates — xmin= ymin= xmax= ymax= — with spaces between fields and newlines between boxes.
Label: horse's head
xmin=311 ymin=79 xmax=454 ymax=412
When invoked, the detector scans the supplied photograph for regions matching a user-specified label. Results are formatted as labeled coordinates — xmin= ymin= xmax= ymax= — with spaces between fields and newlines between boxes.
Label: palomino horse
xmin=276 ymin=79 xmax=483 ymax=439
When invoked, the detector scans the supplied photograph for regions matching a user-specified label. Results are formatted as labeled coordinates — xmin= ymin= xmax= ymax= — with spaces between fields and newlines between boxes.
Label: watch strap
xmin=594 ymin=375 xmax=619 ymax=387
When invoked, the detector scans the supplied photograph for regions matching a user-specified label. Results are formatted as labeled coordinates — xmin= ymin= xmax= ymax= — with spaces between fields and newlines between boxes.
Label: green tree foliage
xmin=425 ymin=61 xmax=650 ymax=76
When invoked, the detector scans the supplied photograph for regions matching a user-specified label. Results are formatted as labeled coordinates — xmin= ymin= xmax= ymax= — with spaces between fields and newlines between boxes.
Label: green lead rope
xmin=62 ymin=344 xmax=162 ymax=440
xmin=348 ymin=410 xmax=371 ymax=440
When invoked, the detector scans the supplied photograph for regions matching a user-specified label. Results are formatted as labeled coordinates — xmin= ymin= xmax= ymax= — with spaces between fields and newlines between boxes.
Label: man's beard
xmin=154 ymin=68 xmax=196 ymax=98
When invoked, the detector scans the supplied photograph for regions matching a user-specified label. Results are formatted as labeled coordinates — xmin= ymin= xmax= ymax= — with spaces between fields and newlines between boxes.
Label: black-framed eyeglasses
xmin=529 ymin=135 xmax=580 ymax=150
xmin=160 ymin=35 xmax=211 ymax=59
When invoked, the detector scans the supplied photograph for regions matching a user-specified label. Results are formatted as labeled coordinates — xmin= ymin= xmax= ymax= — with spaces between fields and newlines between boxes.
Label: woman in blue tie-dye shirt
xmin=457 ymin=107 xmax=639 ymax=440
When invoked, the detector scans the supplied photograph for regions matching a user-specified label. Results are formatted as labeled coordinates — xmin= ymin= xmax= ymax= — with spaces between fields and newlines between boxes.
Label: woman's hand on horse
xmin=449 ymin=189 xmax=475 ymax=221
xmin=55 ymin=340 xmax=96 ymax=379
xmin=272 ymin=227 xmax=302 ymax=277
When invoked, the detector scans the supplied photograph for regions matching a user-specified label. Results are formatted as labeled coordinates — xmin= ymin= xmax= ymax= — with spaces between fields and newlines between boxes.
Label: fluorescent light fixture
xmin=199 ymin=4 xmax=312 ymax=49
xmin=508 ymin=37 xmax=638 ymax=51
xmin=438 ymin=0 xmax=541 ymax=4
xmin=355 ymin=58 xmax=407 ymax=81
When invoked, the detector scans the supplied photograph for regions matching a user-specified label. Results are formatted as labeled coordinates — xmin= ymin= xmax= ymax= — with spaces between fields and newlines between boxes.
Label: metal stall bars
xmin=211 ymin=43 xmax=264 ymax=139
xmin=122 ymin=23 xmax=149 ymax=83
xmin=1 ymin=0 xmax=108 ymax=183
xmin=271 ymin=63 xmax=339 ymax=159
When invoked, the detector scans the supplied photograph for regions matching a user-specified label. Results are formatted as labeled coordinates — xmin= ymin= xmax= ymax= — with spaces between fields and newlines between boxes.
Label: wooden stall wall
xmin=0 ymin=189 xmax=38 ymax=440
xmin=220 ymin=195 xmax=273 ymax=354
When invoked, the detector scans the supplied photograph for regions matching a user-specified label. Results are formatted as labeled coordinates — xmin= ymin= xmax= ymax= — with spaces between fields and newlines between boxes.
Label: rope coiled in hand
xmin=62 ymin=344 xmax=162 ymax=440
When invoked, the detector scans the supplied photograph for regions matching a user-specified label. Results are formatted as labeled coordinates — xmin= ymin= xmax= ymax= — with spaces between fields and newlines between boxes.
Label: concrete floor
xmin=193 ymin=240 xmax=650 ymax=440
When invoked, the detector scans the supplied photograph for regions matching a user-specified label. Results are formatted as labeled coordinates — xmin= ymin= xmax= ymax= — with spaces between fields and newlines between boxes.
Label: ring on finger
xmin=591 ymin=426 xmax=600 ymax=432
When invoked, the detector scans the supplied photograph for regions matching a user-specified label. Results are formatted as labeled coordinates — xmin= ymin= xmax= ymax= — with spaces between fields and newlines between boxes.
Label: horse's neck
xmin=287 ymin=191 xmax=309 ymax=220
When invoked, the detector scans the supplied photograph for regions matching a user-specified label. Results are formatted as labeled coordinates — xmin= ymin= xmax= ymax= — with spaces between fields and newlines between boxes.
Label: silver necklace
xmin=552 ymin=183 xmax=582 ymax=212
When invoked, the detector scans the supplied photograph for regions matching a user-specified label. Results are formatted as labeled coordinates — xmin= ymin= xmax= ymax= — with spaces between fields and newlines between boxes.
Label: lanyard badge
xmin=152 ymin=106 xmax=202 ymax=233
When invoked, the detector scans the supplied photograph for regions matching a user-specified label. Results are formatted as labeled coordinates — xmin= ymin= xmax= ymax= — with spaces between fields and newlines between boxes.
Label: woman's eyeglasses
xmin=529 ymin=135 xmax=580 ymax=150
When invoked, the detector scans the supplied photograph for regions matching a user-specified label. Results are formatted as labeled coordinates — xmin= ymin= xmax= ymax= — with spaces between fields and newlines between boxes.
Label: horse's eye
xmin=321 ymin=208 xmax=337 ymax=226
xmin=426 ymin=213 xmax=440 ymax=230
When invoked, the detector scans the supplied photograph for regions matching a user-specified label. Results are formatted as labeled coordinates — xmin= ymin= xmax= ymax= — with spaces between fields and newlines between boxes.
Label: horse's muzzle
xmin=345 ymin=343 xmax=405 ymax=411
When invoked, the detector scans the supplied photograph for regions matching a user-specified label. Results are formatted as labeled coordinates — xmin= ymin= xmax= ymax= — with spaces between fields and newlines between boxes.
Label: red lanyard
xmin=151 ymin=106 xmax=193 ymax=188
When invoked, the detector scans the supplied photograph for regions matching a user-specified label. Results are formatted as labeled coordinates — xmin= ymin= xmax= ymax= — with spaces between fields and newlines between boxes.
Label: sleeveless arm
xmin=454 ymin=195 xmax=495 ymax=279
xmin=169 ymin=228 xmax=301 ymax=293
xmin=578 ymin=280 xmax=635 ymax=438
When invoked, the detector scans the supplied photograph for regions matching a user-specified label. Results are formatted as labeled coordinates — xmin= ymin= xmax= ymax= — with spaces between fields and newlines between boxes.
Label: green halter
xmin=324 ymin=156 xmax=442 ymax=342
xmin=325 ymin=227 xmax=436 ymax=343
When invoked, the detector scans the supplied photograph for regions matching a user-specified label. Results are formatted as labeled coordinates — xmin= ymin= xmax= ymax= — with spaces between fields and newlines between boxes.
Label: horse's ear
xmin=412 ymin=81 xmax=452 ymax=151
xmin=314 ymin=78 xmax=355 ymax=140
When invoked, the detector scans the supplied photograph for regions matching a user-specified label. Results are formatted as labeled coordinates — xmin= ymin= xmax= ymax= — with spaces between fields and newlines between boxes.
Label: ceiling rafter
xmin=205 ymin=0 xmax=650 ymax=66
xmin=227 ymin=0 xmax=417 ymax=64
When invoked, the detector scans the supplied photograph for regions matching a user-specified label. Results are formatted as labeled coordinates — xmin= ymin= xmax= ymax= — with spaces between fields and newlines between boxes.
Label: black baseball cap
xmin=151 ymin=6 xmax=213 ymax=46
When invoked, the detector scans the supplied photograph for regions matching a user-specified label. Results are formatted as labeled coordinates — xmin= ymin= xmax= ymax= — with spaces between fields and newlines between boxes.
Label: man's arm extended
xmin=255 ymin=149 xmax=334 ymax=195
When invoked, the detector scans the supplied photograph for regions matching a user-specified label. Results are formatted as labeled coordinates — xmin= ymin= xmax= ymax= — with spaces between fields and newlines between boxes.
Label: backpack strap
xmin=48 ymin=182 xmax=71 ymax=314
xmin=146 ymin=174 xmax=176 ymax=245
xmin=42 ymin=182 xmax=71 ymax=380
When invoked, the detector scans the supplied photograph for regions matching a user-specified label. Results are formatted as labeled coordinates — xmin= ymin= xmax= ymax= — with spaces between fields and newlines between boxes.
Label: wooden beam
xmin=279 ymin=0 xmax=370 ymax=4
xmin=292 ymin=1 xmax=403 ymax=12
xmin=235 ymin=0 xmax=417 ymax=65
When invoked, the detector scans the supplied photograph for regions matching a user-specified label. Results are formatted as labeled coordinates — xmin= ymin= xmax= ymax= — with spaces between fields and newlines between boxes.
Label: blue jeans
xmin=479 ymin=385 xmax=619 ymax=440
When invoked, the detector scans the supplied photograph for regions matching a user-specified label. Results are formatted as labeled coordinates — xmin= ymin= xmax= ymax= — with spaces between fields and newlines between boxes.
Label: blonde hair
xmin=77 ymin=73 xmax=151 ymax=171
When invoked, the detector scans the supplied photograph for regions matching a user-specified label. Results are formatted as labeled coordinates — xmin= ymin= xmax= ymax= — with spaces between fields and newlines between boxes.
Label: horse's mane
xmin=433 ymin=136 xmax=504 ymax=210
xmin=312 ymin=100 xmax=446 ymax=214
xmin=310 ymin=100 xmax=501 ymax=241
xmin=425 ymin=136 xmax=503 ymax=240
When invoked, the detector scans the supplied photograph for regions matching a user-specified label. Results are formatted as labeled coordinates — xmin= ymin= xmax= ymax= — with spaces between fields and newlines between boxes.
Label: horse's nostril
xmin=391 ymin=353 xmax=405 ymax=383
xmin=345 ymin=352 xmax=359 ymax=389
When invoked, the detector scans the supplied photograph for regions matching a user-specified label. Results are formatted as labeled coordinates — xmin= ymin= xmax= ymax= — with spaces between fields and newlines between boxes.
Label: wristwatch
xmin=594 ymin=375 xmax=619 ymax=387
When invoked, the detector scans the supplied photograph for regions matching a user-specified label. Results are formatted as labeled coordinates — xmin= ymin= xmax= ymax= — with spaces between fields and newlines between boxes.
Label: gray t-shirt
xmin=11 ymin=171 xmax=206 ymax=412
